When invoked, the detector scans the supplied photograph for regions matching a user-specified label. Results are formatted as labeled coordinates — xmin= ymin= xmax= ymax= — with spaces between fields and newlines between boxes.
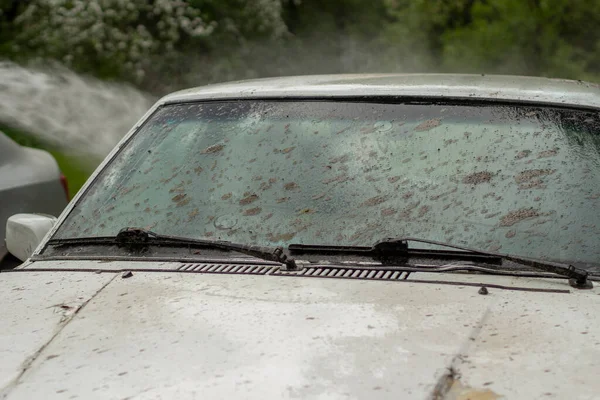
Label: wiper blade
xmin=289 ymin=237 xmax=593 ymax=290
xmin=47 ymin=227 xmax=299 ymax=270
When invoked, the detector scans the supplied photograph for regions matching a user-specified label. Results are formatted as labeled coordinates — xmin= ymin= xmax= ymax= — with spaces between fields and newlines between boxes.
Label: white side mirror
xmin=6 ymin=214 xmax=57 ymax=261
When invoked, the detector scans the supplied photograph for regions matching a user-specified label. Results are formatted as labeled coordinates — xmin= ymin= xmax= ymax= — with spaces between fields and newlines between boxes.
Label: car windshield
xmin=51 ymin=100 xmax=600 ymax=267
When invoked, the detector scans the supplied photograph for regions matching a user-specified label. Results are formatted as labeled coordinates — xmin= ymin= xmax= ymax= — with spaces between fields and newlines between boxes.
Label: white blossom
xmin=15 ymin=0 xmax=214 ymax=81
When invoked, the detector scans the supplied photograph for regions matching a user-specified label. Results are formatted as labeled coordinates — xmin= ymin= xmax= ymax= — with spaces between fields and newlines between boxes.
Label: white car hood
xmin=1 ymin=260 xmax=599 ymax=400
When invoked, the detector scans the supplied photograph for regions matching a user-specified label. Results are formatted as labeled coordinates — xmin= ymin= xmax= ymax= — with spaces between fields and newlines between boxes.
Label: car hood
xmin=1 ymin=260 xmax=599 ymax=400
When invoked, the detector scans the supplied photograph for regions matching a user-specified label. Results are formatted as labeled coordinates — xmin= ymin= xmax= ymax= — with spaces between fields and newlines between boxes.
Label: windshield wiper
xmin=47 ymin=227 xmax=299 ymax=270
xmin=288 ymin=237 xmax=593 ymax=290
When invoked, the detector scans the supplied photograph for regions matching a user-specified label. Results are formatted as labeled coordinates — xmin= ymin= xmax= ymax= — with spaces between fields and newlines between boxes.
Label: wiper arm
xmin=47 ymin=227 xmax=299 ymax=270
xmin=289 ymin=237 xmax=593 ymax=290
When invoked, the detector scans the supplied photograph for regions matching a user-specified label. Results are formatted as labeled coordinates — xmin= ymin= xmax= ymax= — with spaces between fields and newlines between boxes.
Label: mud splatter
xmin=415 ymin=119 xmax=441 ymax=132
xmin=361 ymin=196 xmax=388 ymax=207
xmin=505 ymin=230 xmax=516 ymax=238
xmin=322 ymin=174 xmax=349 ymax=184
xmin=239 ymin=194 xmax=259 ymax=205
xmin=243 ymin=207 xmax=262 ymax=216
xmin=462 ymin=171 xmax=493 ymax=185
xmin=418 ymin=205 xmax=430 ymax=217
xmin=514 ymin=169 xmax=555 ymax=184
xmin=330 ymin=154 xmax=350 ymax=164
xmin=499 ymin=208 xmax=540 ymax=226
xmin=515 ymin=150 xmax=531 ymax=159
xmin=262 ymin=213 xmax=273 ymax=221
xmin=388 ymin=176 xmax=401 ymax=183
xmin=284 ymin=182 xmax=299 ymax=190
xmin=381 ymin=208 xmax=397 ymax=216
xmin=201 ymin=144 xmax=225 ymax=154
xmin=298 ymin=208 xmax=316 ymax=215
xmin=171 ymin=194 xmax=186 ymax=203
xmin=268 ymin=232 xmax=296 ymax=242
xmin=518 ymin=180 xmax=546 ymax=190
xmin=537 ymin=149 xmax=558 ymax=158
xmin=221 ymin=193 xmax=232 ymax=200
xmin=276 ymin=197 xmax=289 ymax=203
xmin=188 ymin=208 xmax=199 ymax=219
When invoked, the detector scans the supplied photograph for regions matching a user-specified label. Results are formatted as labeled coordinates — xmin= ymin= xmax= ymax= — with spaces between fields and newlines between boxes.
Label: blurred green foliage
xmin=2 ymin=0 xmax=600 ymax=94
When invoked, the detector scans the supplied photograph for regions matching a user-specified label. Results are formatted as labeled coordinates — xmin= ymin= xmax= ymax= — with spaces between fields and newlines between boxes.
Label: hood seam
xmin=0 ymin=273 xmax=118 ymax=399
xmin=429 ymin=306 xmax=493 ymax=399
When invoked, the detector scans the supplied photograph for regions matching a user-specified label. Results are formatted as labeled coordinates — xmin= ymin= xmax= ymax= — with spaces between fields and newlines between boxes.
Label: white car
xmin=2 ymin=74 xmax=599 ymax=400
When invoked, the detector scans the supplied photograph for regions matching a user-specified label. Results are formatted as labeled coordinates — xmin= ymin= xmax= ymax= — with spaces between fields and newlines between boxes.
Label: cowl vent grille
xmin=272 ymin=267 xmax=410 ymax=281
xmin=178 ymin=263 xmax=274 ymax=275
xmin=177 ymin=263 xmax=410 ymax=281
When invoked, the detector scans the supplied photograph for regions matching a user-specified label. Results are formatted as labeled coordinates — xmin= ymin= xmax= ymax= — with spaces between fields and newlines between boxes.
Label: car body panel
xmin=161 ymin=74 xmax=600 ymax=110
xmin=1 ymin=260 xmax=599 ymax=400
xmin=0 ymin=270 xmax=115 ymax=396
xmin=1 ymin=134 xmax=67 ymax=259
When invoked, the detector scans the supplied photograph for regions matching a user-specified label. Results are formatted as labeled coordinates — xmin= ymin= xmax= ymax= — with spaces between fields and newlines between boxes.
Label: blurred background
xmin=2 ymin=0 xmax=600 ymax=197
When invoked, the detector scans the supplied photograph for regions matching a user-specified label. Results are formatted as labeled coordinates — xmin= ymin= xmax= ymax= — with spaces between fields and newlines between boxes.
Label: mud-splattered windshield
xmin=53 ymin=100 xmax=600 ymax=266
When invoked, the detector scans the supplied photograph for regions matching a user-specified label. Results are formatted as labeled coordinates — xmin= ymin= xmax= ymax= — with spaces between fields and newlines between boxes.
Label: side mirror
xmin=6 ymin=214 xmax=57 ymax=261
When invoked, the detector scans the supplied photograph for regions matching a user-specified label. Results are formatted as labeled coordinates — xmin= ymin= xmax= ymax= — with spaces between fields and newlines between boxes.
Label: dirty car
xmin=2 ymin=74 xmax=600 ymax=399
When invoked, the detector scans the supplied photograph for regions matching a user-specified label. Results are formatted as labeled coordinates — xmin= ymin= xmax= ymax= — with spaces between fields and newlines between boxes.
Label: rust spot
xmin=188 ymin=208 xmax=199 ymax=219
xmin=194 ymin=166 xmax=203 ymax=175
xmin=221 ymin=193 xmax=232 ymax=200
xmin=243 ymin=207 xmax=262 ymax=216
xmin=239 ymin=194 xmax=259 ymax=205
xmin=201 ymin=144 xmax=225 ymax=154
xmin=361 ymin=196 xmax=388 ymax=207
xmin=281 ymin=147 xmax=295 ymax=154
xmin=284 ymin=182 xmax=299 ymax=190
xmin=415 ymin=118 xmax=441 ymax=132
xmin=499 ymin=208 xmax=540 ymax=226
xmin=298 ymin=208 xmax=315 ymax=215
xmin=462 ymin=171 xmax=493 ymax=185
